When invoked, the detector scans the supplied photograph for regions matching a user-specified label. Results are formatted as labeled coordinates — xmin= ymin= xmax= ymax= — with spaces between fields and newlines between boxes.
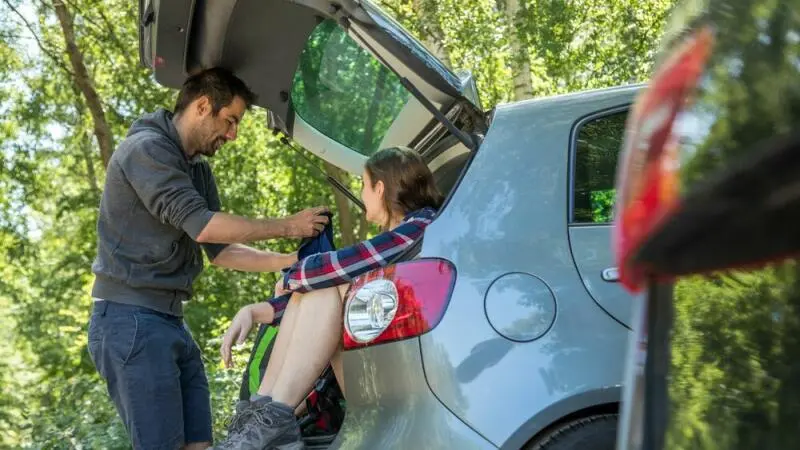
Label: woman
xmin=215 ymin=147 xmax=443 ymax=449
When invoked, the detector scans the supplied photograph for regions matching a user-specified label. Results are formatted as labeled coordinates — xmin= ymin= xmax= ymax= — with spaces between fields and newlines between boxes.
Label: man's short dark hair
xmin=174 ymin=67 xmax=256 ymax=116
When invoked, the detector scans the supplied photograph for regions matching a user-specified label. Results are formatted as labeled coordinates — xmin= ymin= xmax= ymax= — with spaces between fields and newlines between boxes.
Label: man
xmin=86 ymin=67 xmax=328 ymax=450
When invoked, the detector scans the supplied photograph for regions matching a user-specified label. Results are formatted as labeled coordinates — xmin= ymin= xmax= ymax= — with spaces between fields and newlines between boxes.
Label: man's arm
xmin=195 ymin=207 xmax=329 ymax=244
xmin=210 ymin=243 xmax=298 ymax=272
xmin=119 ymin=139 xmax=329 ymax=244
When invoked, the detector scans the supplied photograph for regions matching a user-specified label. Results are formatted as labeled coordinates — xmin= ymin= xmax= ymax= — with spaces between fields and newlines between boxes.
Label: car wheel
xmin=525 ymin=414 xmax=618 ymax=450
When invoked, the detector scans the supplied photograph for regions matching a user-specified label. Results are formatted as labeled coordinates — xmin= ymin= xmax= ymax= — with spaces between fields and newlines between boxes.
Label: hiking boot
xmin=213 ymin=398 xmax=305 ymax=450
xmin=224 ymin=400 xmax=252 ymax=434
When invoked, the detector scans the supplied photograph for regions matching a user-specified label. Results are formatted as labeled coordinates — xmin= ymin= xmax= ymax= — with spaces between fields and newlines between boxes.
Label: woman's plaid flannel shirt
xmin=267 ymin=207 xmax=436 ymax=323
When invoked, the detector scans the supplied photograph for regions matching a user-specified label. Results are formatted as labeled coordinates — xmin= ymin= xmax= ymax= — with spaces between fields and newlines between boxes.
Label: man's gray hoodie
xmin=91 ymin=109 xmax=227 ymax=316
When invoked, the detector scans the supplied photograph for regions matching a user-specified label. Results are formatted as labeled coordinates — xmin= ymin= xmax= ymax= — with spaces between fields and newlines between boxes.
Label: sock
xmin=250 ymin=393 xmax=272 ymax=403
xmin=270 ymin=401 xmax=295 ymax=417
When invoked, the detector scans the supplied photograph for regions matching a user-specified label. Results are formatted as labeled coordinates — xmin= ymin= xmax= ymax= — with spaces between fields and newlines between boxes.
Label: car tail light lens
xmin=343 ymin=258 xmax=456 ymax=350
xmin=613 ymin=25 xmax=714 ymax=292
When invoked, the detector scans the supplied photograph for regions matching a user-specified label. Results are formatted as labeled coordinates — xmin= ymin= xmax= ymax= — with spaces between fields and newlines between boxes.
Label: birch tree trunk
xmin=505 ymin=0 xmax=534 ymax=100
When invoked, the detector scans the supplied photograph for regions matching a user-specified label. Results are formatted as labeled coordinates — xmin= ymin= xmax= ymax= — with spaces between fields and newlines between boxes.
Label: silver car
xmin=140 ymin=0 xmax=640 ymax=448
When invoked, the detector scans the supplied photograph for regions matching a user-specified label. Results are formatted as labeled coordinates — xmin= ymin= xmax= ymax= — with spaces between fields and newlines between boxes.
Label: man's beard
xmin=198 ymin=137 xmax=223 ymax=157
xmin=193 ymin=130 xmax=223 ymax=157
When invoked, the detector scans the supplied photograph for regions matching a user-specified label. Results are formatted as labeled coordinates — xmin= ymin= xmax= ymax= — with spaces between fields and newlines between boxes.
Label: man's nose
xmin=225 ymin=123 xmax=238 ymax=141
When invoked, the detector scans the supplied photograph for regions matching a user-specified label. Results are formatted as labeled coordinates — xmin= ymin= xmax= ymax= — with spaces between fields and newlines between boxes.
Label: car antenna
xmin=342 ymin=17 xmax=479 ymax=153
xmin=273 ymin=130 xmax=366 ymax=211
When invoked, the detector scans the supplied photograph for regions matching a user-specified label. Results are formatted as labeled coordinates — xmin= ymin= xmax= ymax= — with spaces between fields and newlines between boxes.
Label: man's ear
xmin=195 ymin=96 xmax=210 ymax=117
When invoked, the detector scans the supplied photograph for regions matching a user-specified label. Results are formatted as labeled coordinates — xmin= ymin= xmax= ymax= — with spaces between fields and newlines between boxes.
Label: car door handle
xmin=601 ymin=267 xmax=620 ymax=282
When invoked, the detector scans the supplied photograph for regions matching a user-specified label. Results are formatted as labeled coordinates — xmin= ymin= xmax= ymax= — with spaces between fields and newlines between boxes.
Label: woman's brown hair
xmin=364 ymin=146 xmax=444 ymax=229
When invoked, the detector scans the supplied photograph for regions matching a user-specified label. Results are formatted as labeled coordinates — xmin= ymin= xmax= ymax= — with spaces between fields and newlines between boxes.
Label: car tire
xmin=524 ymin=414 xmax=618 ymax=450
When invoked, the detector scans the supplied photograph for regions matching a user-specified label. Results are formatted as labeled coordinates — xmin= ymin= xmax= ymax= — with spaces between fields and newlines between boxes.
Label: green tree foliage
xmin=666 ymin=265 xmax=800 ymax=449
xmin=0 ymin=0 xmax=673 ymax=447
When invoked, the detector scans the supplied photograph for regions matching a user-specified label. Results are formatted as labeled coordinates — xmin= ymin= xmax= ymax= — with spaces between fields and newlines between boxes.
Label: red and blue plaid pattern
xmin=267 ymin=293 xmax=292 ymax=324
xmin=282 ymin=207 xmax=437 ymax=293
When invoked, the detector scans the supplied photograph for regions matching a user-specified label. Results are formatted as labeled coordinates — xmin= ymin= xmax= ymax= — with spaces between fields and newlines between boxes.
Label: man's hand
xmin=283 ymin=206 xmax=330 ymax=238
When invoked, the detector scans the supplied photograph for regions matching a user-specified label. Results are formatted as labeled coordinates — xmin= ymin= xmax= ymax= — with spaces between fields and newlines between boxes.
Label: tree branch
xmin=60 ymin=0 xmax=135 ymax=66
xmin=1 ymin=0 xmax=75 ymax=76
xmin=0 ymin=31 xmax=34 ymax=41
xmin=52 ymin=0 xmax=114 ymax=168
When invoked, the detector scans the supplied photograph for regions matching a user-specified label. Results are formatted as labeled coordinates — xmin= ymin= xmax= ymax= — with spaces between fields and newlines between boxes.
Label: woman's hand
xmin=220 ymin=303 xmax=277 ymax=368
xmin=221 ymin=305 xmax=255 ymax=368
xmin=274 ymin=277 xmax=290 ymax=297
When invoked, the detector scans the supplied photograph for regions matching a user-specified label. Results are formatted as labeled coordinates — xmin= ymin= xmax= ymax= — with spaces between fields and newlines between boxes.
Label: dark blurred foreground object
xmin=613 ymin=1 xmax=800 ymax=449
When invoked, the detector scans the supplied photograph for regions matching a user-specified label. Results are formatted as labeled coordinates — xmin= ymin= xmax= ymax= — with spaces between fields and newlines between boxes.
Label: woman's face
xmin=361 ymin=169 xmax=386 ymax=226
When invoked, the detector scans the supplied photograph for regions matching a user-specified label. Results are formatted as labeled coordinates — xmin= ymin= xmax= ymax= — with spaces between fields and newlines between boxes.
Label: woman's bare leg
xmin=257 ymin=293 xmax=303 ymax=397
xmin=330 ymin=285 xmax=348 ymax=398
xmin=330 ymin=347 xmax=345 ymax=399
xmin=270 ymin=286 xmax=344 ymax=407
xmin=294 ymin=401 xmax=308 ymax=417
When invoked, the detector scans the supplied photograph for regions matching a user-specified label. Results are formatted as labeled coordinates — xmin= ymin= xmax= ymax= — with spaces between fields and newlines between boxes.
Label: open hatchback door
xmin=138 ymin=0 xmax=486 ymax=176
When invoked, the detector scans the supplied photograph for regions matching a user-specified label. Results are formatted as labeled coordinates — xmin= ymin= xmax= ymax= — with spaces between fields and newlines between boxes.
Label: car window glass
xmin=573 ymin=110 xmax=628 ymax=223
xmin=291 ymin=19 xmax=411 ymax=157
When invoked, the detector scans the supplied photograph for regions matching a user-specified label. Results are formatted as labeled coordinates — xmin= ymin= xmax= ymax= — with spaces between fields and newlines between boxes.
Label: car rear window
xmin=572 ymin=110 xmax=628 ymax=224
xmin=290 ymin=19 xmax=411 ymax=157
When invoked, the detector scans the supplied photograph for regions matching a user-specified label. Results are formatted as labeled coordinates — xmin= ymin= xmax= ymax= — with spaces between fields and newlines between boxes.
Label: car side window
xmin=572 ymin=110 xmax=629 ymax=224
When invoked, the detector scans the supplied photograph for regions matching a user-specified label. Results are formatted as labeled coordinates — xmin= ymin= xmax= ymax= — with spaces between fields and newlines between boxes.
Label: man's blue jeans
xmin=87 ymin=300 xmax=212 ymax=449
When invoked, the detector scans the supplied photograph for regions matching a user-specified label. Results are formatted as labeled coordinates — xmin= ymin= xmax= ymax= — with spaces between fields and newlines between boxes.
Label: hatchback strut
xmin=275 ymin=131 xmax=366 ymax=211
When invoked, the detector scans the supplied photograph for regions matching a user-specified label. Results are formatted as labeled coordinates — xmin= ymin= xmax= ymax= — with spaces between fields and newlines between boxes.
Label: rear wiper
xmin=343 ymin=18 xmax=479 ymax=153
xmin=275 ymin=131 xmax=366 ymax=211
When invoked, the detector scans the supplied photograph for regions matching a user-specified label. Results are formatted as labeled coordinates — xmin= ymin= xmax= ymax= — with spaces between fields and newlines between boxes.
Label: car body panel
xmin=410 ymin=86 xmax=640 ymax=446
xmin=330 ymin=340 xmax=496 ymax=450
xmin=569 ymin=225 xmax=635 ymax=328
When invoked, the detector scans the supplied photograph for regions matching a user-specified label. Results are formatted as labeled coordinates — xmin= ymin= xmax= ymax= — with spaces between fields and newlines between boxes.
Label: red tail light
xmin=342 ymin=258 xmax=456 ymax=351
xmin=613 ymin=25 xmax=714 ymax=292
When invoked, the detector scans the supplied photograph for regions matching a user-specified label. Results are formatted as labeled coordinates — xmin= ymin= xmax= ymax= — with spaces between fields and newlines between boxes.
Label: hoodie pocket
xmin=127 ymin=241 xmax=190 ymax=290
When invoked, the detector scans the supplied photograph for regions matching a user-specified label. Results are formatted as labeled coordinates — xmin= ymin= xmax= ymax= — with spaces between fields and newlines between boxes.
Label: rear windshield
xmin=291 ymin=19 xmax=411 ymax=157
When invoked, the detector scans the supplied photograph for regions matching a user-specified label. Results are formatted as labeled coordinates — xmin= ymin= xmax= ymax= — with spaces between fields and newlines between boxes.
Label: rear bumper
xmin=328 ymin=339 xmax=496 ymax=450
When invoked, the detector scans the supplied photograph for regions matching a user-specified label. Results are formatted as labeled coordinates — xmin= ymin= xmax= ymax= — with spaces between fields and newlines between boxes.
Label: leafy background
xmin=0 ymin=0 xmax=673 ymax=447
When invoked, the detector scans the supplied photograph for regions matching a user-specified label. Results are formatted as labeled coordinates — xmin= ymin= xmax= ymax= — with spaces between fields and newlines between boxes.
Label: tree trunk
xmin=80 ymin=127 xmax=101 ymax=198
xmin=362 ymin=69 xmax=387 ymax=150
xmin=358 ymin=215 xmax=369 ymax=240
xmin=323 ymin=162 xmax=358 ymax=247
xmin=505 ymin=0 xmax=534 ymax=100
xmin=69 ymin=84 xmax=101 ymax=198
xmin=53 ymin=0 xmax=114 ymax=168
